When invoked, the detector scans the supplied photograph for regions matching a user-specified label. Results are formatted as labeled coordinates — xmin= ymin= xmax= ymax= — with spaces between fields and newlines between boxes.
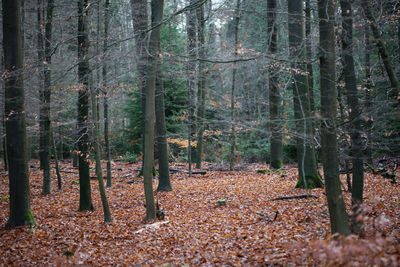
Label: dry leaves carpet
xmin=0 ymin=161 xmax=399 ymax=266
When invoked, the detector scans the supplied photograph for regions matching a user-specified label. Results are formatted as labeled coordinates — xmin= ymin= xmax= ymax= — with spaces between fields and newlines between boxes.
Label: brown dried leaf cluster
xmin=0 ymin=161 xmax=398 ymax=265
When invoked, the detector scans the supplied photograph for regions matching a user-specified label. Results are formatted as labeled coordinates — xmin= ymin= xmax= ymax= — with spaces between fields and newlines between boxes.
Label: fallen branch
xmin=169 ymin=169 xmax=206 ymax=175
xmin=270 ymin=194 xmax=318 ymax=201
xmin=134 ymin=221 xmax=170 ymax=234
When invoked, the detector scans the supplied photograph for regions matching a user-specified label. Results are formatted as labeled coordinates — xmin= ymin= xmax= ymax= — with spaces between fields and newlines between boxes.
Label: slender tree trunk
xmin=91 ymin=76 xmax=112 ymax=222
xmin=340 ymin=0 xmax=364 ymax=233
xmin=143 ymin=0 xmax=165 ymax=221
xmin=195 ymin=2 xmax=206 ymax=169
xmin=50 ymin=124 xmax=62 ymax=190
xmin=305 ymin=0 xmax=315 ymax=114
xmin=361 ymin=0 xmax=399 ymax=102
xmin=186 ymin=0 xmax=197 ymax=176
xmin=77 ymin=0 xmax=93 ymax=211
xmin=319 ymin=0 xmax=350 ymax=236
xmin=3 ymin=0 xmax=34 ymax=227
xmin=229 ymin=0 xmax=241 ymax=171
xmin=130 ymin=0 xmax=149 ymax=170
xmin=267 ymin=0 xmax=283 ymax=169
xmin=364 ymin=26 xmax=373 ymax=165
xmin=103 ymin=0 xmax=112 ymax=187
xmin=288 ymin=0 xmax=322 ymax=189
xmin=155 ymin=72 xmax=172 ymax=191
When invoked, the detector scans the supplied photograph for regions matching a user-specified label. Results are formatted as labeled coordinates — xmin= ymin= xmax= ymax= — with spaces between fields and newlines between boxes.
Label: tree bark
xmin=267 ymin=0 xmax=283 ymax=169
xmin=50 ymin=124 xmax=62 ymax=190
xmin=319 ymin=0 xmax=350 ymax=236
xmin=340 ymin=0 xmax=364 ymax=233
xmin=186 ymin=0 xmax=197 ymax=176
xmin=155 ymin=72 xmax=172 ymax=191
xmin=364 ymin=26 xmax=373 ymax=165
xmin=103 ymin=0 xmax=112 ymax=187
xmin=143 ymin=0 xmax=165 ymax=221
xmin=229 ymin=0 xmax=241 ymax=171
xmin=195 ymin=2 xmax=206 ymax=169
xmin=130 ymin=0 xmax=149 ymax=170
xmin=77 ymin=0 xmax=93 ymax=211
xmin=288 ymin=0 xmax=322 ymax=189
xmin=3 ymin=0 xmax=34 ymax=227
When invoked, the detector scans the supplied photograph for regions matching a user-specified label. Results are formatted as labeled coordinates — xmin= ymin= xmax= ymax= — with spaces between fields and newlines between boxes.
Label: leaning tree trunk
xmin=319 ymin=0 xmax=350 ymax=236
xmin=361 ymin=0 xmax=399 ymax=102
xmin=3 ymin=0 xmax=35 ymax=227
xmin=195 ymin=2 xmax=206 ymax=169
xmin=142 ymin=0 xmax=165 ymax=221
xmin=77 ymin=0 xmax=93 ymax=211
xmin=288 ymin=0 xmax=322 ymax=189
xmin=340 ymin=0 xmax=364 ymax=233
xmin=229 ymin=0 xmax=241 ymax=171
xmin=267 ymin=0 xmax=283 ymax=169
xmin=103 ymin=0 xmax=112 ymax=187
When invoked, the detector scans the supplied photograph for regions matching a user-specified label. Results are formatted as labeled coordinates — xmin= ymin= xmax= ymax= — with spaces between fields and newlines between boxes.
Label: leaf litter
xmin=0 ymin=160 xmax=398 ymax=265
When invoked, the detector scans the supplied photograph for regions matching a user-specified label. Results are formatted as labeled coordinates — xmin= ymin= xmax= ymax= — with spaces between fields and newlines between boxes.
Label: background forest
xmin=1 ymin=0 xmax=399 ymax=265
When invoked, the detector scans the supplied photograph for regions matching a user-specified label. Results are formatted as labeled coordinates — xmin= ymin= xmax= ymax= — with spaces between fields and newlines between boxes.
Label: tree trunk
xmin=186 ymin=0 xmax=197 ymax=176
xmin=361 ymin=0 xmax=399 ymax=102
xmin=155 ymin=72 xmax=172 ymax=191
xmin=103 ymin=0 xmax=112 ymax=187
xmin=50 ymin=124 xmax=62 ymax=190
xmin=195 ymin=2 xmax=206 ymax=169
xmin=305 ymin=0 xmax=315 ymax=114
xmin=229 ymin=0 xmax=241 ymax=171
xmin=77 ymin=0 xmax=93 ymax=211
xmin=288 ymin=0 xmax=322 ymax=189
xmin=3 ymin=0 xmax=35 ymax=227
xmin=267 ymin=0 xmax=283 ymax=169
xmin=318 ymin=0 xmax=350 ymax=236
xmin=364 ymin=26 xmax=373 ymax=165
xmin=130 ymin=0 xmax=149 ymax=170
xmin=340 ymin=0 xmax=364 ymax=233
xmin=143 ymin=0 xmax=165 ymax=221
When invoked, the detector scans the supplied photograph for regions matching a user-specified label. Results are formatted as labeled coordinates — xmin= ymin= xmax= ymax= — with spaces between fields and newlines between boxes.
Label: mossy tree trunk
xmin=319 ymin=0 xmax=350 ymax=236
xmin=3 ymin=0 xmax=35 ymax=227
xmin=77 ymin=0 xmax=93 ymax=211
xmin=267 ymin=0 xmax=283 ymax=170
xmin=288 ymin=0 xmax=322 ymax=189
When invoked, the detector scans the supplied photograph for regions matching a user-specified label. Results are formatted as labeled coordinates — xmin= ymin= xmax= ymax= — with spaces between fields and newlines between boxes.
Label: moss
xmin=270 ymin=160 xmax=283 ymax=170
xmin=23 ymin=210 xmax=35 ymax=226
xmin=295 ymin=174 xmax=324 ymax=189
xmin=256 ymin=169 xmax=271 ymax=174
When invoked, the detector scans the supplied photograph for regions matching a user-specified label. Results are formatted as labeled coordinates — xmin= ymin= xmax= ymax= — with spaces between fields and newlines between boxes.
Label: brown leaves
xmin=0 ymin=162 xmax=398 ymax=265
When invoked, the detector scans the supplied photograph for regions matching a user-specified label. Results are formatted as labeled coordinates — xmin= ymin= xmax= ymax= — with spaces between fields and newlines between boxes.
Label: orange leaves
xmin=0 ymin=161 xmax=399 ymax=265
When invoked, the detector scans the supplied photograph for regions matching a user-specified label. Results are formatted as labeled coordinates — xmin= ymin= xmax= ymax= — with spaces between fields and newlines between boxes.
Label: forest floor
xmin=0 ymin=160 xmax=399 ymax=266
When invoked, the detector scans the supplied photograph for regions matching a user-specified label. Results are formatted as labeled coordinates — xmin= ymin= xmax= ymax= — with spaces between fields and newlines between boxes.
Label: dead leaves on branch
xmin=0 ymin=161 xmax=398 ymax=265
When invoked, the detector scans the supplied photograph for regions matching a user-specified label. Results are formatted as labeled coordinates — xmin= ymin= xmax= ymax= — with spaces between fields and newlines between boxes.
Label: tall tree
xmin=229 ymin=0 xmax=241 ymax=171
xmin=195 ymin=1 xmax=206 ymax=169
xmin=143 ymin=0 xmax=165 ymax=221
xmin=319 ymin=0 xmax=350 ymax=235
xmin=186 ymin=0 xmax=197 ymax=176
xmin=361 ymin=0 xmax=399 ymax=103
xmin=3 ymin=0 xmax=35 ymax=227
xmin=155 ymin=72 xmax=172 ymax=191
xmin=38 ymin=0 xmax=55 ymax=194
xmin=77 ymin=0 xmax=93 ymax=211
xmin=130 ymin=0 xmax=149 ymax=169
xmin=267 ymin=0 xmax=283 ymax=169
xmin=288 ymin=0 xmax=322 ymax=188
xmin=340 ymin=0 xmax=364 ymax=233
xmin=103 ymin=0 xmax=112 ymax=187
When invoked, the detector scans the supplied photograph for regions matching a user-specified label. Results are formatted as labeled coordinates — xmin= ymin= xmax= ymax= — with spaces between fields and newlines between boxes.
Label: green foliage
xmin=236 ymin=132 xmax=269 ymax=163
xmin=0 ymin=196 xmax=9 ymax=201
xmin=119 ymin=151 xmax=138 ymax=163
xmin=24 ymin=210 xmax=35 ymax=226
